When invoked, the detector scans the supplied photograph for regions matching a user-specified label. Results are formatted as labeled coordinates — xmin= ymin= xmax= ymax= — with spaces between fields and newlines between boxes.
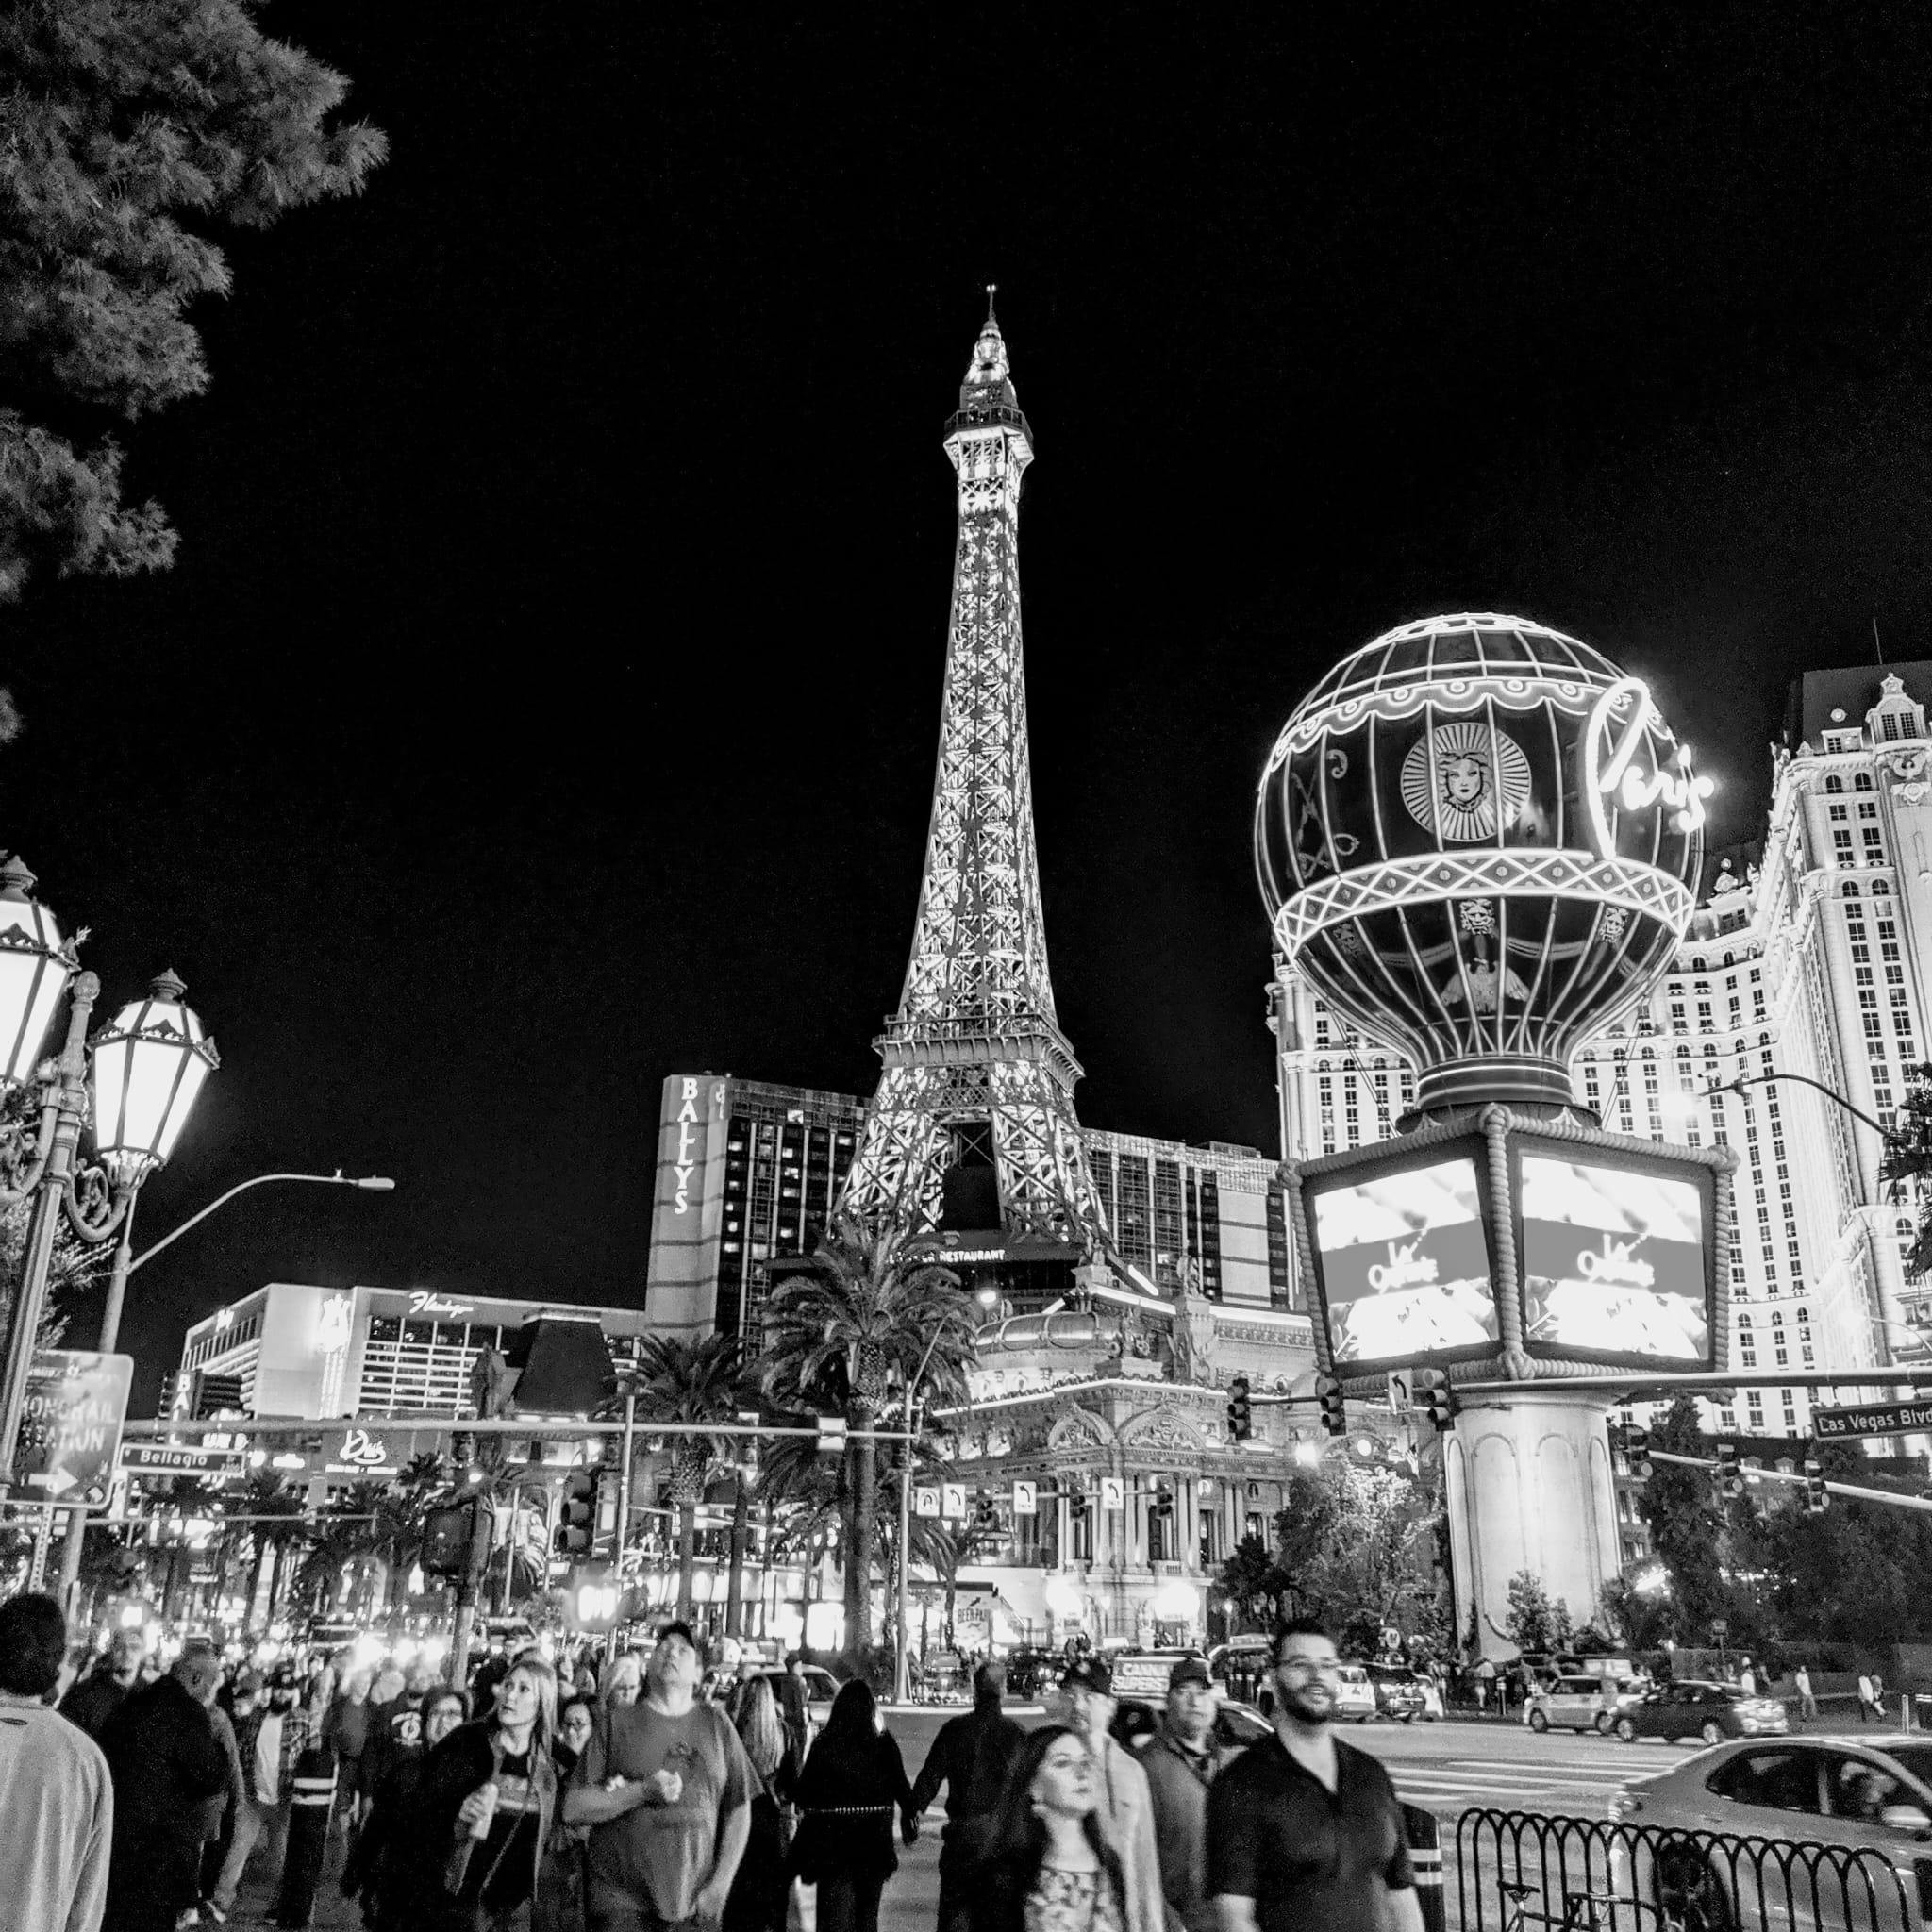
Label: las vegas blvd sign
xmin=1813 ymin=1399 xmax=1932 ymax=1441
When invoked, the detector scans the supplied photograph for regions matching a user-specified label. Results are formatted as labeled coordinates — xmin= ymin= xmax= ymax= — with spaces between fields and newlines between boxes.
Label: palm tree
xmin=761 ymin=1215 xmax=976 ymax=1664
xmin=636 ymin=1333 xmax=742 ymax=1620
xmin=225 ymin=1471 xmax=308 ymax=1625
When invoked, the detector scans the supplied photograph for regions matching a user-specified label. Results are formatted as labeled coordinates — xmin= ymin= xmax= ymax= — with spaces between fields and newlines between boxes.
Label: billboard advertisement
xmin=1306 ymin=1151 xmax=1499 ymax=1368
xmin=1517 ymin=1150 xmax=1711 ymax=1365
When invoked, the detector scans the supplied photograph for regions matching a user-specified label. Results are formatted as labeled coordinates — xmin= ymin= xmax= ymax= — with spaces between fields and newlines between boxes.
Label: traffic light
xmin=1714 ymin=1440 xmax=1744 ymax=1501
xmin=557 ymin=1467 xmax=599 ymax=1557
xmin=1802 ymin=1443 xmax=1828 ymax=1512
xmin=1149 ymin=1481 xmax=1174 ymax=1523
xmin=1226 ymin=1375 xmax=1253 ymax=1442
xmin=1066 ymin=1486 xmax=1090 ymax=1521
xmin=1617 ymin=1424 xmax=1654 ymax=1481
xmin=971 ymin=1493 xmax=1001 ymax=1537
xmin=422 ymin=1497 xmax=478 ymax=1578
xmin=449 ymin=1429 xmax=475 ymax=1474
xmin=1316 ymin=1374 xmax=1346 ymax=1438
xmin=1414 ymin=1369 xmax=1459 ymax=1433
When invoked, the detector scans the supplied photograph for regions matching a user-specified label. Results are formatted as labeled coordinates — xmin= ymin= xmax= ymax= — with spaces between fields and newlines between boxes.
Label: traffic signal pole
xmin=1647 ymin=1447 xmax=1932 ymax=1515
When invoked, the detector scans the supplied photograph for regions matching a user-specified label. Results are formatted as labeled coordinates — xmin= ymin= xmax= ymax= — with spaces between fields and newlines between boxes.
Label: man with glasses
xmin=1208 ymin=1617 xmax=1422 ymax=1932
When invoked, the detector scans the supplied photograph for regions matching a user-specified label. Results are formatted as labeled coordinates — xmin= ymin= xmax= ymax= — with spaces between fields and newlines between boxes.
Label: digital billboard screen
xmin=1307 ymin=1155 xmax=1498 ymax=1368
xmin=1519 ymin=1153 xmax=1710 ymax=1365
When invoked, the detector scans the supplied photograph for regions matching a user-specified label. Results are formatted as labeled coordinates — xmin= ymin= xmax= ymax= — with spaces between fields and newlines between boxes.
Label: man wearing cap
xmin=1208 ymin=1617 xmax=1421 ymax=1932
xmin=1141 ymin=1657 xmax=1238 ymax=1932
xmin=1051 ymin=1653 xmax=1164 ymax=1932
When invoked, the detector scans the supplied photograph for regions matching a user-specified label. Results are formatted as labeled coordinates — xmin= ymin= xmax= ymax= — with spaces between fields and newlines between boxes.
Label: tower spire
xmin=840 ymin=308 xmax=1108 ymax=1257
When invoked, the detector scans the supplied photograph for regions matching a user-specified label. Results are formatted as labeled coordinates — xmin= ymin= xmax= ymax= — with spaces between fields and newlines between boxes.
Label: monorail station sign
xmin=1813 ymin=1399 xmax=1932 ymax=1441
xmin=8 ymin=1350 xmax=134 ymax=1507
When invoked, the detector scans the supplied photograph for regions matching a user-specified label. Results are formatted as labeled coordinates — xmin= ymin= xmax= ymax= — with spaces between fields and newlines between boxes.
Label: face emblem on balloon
xmin=1401 ymin=722 xmax=1532 ymax=841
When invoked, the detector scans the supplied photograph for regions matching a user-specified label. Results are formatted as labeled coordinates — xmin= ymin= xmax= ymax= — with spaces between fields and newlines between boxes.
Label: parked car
xmin=1209 ymin=1635 xmax=1275 ymax=1706
xmin=1608 ymin=1735 xmax=1932 ymax=1927
xmin=1112 ymin=1695 xmax=1274 ymax=1754
xmin=1366 ymin=1663 xmax=1426 ymax=1723
xmin=1527 ymin=1673 xmax=1619 ymax=1735
xmin=1610 ymin=1680 xmax=1789 ymax=1745
xmin=1004 ymin=1647 xmax=1062 ymax=1701
xmin=759 ymin=1663 xmax=841 ymax=1744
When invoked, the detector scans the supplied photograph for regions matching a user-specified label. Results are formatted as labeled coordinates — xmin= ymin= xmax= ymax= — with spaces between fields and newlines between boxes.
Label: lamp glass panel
xmin=0 ymin=900 xmax=68 ymax=1085
xmin=92 ymin=999 xmax=210 ymax=1167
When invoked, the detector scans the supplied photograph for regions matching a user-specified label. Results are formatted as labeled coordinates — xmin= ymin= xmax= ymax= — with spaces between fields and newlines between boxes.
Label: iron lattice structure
xmin=840 ymin=303 xmax=1109 ymax=1248
xmin=1256 ymin=613 xmax=1711 ymax=1112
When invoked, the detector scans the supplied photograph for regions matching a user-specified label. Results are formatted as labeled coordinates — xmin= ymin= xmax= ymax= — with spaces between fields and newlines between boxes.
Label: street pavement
xmin=221 ymin=1707 xmax=1887 ymax=1930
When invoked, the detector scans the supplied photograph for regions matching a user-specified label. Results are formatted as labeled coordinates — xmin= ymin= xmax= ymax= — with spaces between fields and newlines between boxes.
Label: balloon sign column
xmin=1256 ymin=614 xmax=1736 ymax=1656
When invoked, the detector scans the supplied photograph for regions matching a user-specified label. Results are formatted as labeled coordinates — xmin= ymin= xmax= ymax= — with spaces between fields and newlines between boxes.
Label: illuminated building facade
xmin=1271 ymin=659 xmax=1932 ymax=1450
xmin=643 ymin=1074 xmax=864 ymax=1341
xmin=174 ymin=1281 xmax=656 ymax=1423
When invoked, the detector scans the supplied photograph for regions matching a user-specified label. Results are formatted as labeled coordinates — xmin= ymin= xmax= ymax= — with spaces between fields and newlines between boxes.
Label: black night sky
xmin=13 ymin=7 xmax=1932 ymax=1407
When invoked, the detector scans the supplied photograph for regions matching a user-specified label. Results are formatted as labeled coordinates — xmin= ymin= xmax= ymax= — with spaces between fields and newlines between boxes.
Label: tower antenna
xmin=985 ymin=282 xmax=998 ymax=325
xmin=1874 ymin=615 xmax=1885 ymax=666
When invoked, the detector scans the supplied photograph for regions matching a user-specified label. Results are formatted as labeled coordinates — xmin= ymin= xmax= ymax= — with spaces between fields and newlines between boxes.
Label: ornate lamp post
xmin=0 ymin=857 xmax=218 ymax=1485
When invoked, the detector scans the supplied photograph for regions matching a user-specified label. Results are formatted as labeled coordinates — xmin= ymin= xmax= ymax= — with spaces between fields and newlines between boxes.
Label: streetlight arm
xmin=1709 ymin=1072 xmax=1894 ymax=1143
xmin=126 ymin=1170 xmax=395 ymax=1276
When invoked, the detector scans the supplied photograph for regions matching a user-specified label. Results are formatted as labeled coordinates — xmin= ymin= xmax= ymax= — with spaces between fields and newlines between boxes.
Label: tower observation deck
xmin=839 ymin=296 xmax=1110 ymax=1284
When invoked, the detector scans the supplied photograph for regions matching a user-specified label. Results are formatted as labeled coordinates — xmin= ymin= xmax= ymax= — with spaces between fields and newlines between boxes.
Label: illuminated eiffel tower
xmin=840 ymin=295 xmax=1109 ymax=1262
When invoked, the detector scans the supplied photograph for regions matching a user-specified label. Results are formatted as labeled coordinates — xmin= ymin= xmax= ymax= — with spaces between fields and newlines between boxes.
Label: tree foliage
xmin=761 ymin=1216 xmax=976 ymax=1664
xmin=1234 ymin=1455 xmax=1447 ymax=1648
xmin=0 ymin=0 xmax=386 ymax=598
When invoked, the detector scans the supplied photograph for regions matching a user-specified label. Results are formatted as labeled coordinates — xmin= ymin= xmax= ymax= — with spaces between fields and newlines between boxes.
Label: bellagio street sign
xmin=1813 ymin=1398 xmax=1932 ymax=1441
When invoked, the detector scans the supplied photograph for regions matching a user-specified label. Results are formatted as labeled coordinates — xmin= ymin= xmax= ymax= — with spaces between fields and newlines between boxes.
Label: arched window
xmin=1825 ymin=774 xmax=1845 ymax=792
xmin=1855 ymin=772 xmax=1874 ymax=791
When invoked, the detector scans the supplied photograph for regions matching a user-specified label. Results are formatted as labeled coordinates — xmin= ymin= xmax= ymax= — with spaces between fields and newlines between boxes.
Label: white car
xmin=1334 ymin=1663 xmax=1379 ymax=1722
xmin=1608 ymin=1734 xmax=1932 ymax=1928
xmin=1527 ymin=1673 xmax=1617 ymax=1735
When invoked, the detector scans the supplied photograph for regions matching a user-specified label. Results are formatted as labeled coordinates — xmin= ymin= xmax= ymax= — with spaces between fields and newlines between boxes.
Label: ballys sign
xmin=1582 ymin=676 xmax=1714 ymax=857
xmin=670 ymin=1077 xmax=727 ymax=1216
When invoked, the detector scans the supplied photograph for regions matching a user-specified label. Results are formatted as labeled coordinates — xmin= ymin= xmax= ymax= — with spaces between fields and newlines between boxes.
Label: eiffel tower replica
xmin=840 ymin=294 xmax=1111 ymax=1288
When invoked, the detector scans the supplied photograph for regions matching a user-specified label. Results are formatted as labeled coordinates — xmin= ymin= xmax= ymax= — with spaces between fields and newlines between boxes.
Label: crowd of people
xmin=1 ymin=1599 xmax=1427 ymax=1932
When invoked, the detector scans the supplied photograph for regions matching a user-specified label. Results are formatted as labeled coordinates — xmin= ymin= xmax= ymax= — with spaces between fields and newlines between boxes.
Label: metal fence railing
xmin=1451 ymin=1806 xmax=1932 ymax=1932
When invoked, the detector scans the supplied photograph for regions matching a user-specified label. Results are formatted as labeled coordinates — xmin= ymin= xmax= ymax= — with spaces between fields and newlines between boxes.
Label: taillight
xmin=1608 ymin=1790 xmax=1643 ymax=1822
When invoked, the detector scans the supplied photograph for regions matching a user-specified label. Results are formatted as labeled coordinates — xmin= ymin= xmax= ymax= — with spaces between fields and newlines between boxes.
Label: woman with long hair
xmin=408 ymin=1656 xmax=565 ymax=1930
xmin=788 ymin=1678 xmax=915 ymax=1932
xmin=598 ymin=1649 xmax=642 ymax=1711
xmin=724 ymin=1675 xmax=802 ymax=1932
xmin=974 ymin=1725 xmax=1126 ymax=1932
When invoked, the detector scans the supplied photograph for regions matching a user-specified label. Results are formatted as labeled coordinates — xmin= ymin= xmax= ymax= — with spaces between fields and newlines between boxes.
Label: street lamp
xmin=0 ymin=857 xmax=218 ymax=1484
xmin=56 ymin=1167 xmax=396 ymax=1610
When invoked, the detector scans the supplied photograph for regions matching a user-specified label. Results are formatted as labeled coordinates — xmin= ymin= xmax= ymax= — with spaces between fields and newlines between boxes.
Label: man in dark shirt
xmin=1208 ymin=1617 xmax=1420 ymax=1932
xmin=909 ymin=1659 xmax=1026 ymax=1932
xmin=59 ymin=1625 xmax=147 ymax=1740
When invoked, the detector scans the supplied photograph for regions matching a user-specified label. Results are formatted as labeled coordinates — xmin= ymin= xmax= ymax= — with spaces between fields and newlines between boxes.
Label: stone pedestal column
xmin=1443 ymin=1388 xmax=1621 ymax=1658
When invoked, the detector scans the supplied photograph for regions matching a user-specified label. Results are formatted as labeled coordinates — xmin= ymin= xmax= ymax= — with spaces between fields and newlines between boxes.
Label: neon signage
xmin=408 ymin=1291 xmax=473 ymax=1319
xmin=671 ymin=1077 xmax=726 ymax=1215
xmin=338 ymin=1428 xmax=389 ymax=1467
xmin=1583 ymin=676 xmax=1715 ymax=855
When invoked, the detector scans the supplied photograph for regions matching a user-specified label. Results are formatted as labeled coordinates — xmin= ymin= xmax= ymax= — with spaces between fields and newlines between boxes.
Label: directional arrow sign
xmin=8 ymin=1350 xmax=134 ymax=1509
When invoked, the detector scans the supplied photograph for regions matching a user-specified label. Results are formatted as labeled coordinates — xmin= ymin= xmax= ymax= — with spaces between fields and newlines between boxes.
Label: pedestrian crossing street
xmin=1365 ymin=1741 xmax=1675 ymax=1815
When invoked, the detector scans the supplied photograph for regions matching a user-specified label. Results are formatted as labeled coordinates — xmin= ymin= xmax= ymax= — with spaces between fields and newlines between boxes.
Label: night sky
xmin=13 ymin=7 xmax=1932 ymax=1407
